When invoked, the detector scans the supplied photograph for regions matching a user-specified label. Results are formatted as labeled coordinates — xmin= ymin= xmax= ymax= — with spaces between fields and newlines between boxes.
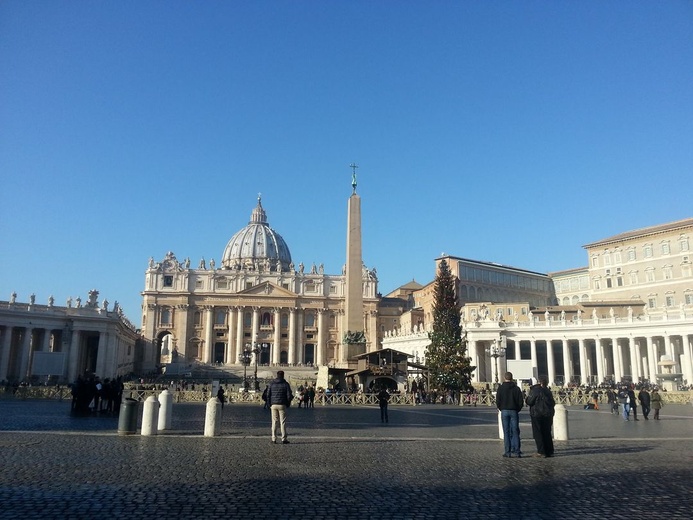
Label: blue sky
xmin=1 ymin=1 xmax=692 ymax=322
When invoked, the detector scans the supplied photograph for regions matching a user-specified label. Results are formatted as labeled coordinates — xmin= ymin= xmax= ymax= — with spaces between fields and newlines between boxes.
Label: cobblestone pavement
xmin=0 ymin=399 xmax=691 ymax=519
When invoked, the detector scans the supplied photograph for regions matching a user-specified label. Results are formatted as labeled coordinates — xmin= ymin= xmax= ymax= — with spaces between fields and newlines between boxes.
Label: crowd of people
xmin=70 ymin=376 xmax=124 ymax=416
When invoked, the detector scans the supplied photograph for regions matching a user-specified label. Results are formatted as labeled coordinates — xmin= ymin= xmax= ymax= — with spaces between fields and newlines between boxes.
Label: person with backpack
xmin=525 ymin=375 xmax=556 ymax=458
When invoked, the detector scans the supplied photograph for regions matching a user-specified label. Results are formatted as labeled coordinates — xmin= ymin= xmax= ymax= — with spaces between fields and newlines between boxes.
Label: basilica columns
xmin=288 ymin=308 xmax=296 ymax=365
xmin=272 ymin=308 xmax=281 ymax=365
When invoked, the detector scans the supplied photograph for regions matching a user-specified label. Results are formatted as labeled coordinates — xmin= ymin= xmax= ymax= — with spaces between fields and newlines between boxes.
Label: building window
xmin=163 ymin=276 xmax=173 ymax=287
xmin=648 ymin=297 xmax=656 ymax=309
xmin=685 ymin=293 xmax=693 ymax=305
xmin=629 ymin=272 xmax=638 ymax=285
xmin=246 ymin=282 xmax=253 ymax=290
xmin=665 ymin=295 xmax=675 ymax=307
xmin=663 ymin=266 xmax=673 ymax=280
xmin=680 ymin=237 xmax=690 ymax=252
xmin=217 ymin=279 xmax=228 ymax=289
xmin=683 ymin=265 xmax=692 ymax=278
xmin=661 ymin=242 xmax=671 ymax=255
xmin=591 ymin=256 xmax=599 ymax=268
xmin=195 ymin=280 xmax=203 ymax=289
xmin=617 ymin=277 xmax=623 ymax=287
xmin=645 ymin=269 xmax=655 ymax=282
xmin=215 ymin=310 xmax=226 ymax=325
xmin=644 ymin=244 xmax=653 ymax=258
xmin=606 ymin=278 xmax=613 ymax=288
xmin=160 ymin=308 xmax=171 ymax=326
xmin=194 ymin=311 xmax=202 ymax=326
xmin=329 ymin=284 xmax=337 ymax=294
xmin=614 ymin=251 xmax=622 ymax=264
xmin=627 ymin=249 xmax=636 ymax=261
xmin=244 ymin=312 xmax=251 ymax=327
xmin=594 ymin=279 xmax=601 ymax=290
xmin=281 ymin=314 xmax=289 ymax=328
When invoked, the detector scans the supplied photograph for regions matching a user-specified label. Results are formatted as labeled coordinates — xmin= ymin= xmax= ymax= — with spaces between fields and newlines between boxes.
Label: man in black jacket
xmin=267 ymin=371 xmax=294 ymax=444
xmin=525 ymin=376 xmax=556 ymax=458
xmin=496 ymin=371 xmax=524 ymax=458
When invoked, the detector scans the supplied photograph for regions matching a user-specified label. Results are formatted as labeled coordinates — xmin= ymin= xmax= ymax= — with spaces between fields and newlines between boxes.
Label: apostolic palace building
xmin=1 ymin=180 xmax=692 ymax=391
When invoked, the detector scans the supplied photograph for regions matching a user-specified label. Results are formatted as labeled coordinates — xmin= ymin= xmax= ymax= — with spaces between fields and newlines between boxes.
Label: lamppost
xmin=239 ymin=346 xmax=252 ymax=390
xmin=251 ymin=341 xmax=270 ymax=391
xmin=486 ymin=337 xmax=506 ymax=388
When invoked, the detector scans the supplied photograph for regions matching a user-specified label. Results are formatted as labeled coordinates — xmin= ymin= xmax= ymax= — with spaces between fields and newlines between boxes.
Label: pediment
xmin=238 ymin=281 xmax=295 ymax=297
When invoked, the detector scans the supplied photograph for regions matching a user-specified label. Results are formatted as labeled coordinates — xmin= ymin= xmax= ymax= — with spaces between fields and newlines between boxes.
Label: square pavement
xmin=0 ymin=400 xmax=691 ymax=519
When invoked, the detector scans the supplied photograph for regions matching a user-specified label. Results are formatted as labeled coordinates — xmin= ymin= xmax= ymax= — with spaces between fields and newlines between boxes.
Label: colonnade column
xmin=561 ymin=339 xmax=571 ymax=386
xmin=227 ymin=307 xmax=236 ymax=365
xmin=67 ymin=329 xmax=81 ymax=382
xmin=546 ymin=340 xmax=556 ymax=386
xmin=530 ymin=339 xmax=537 ymax=382
xmin=612 ymin=338 xmax=622 ymax=382
xmin=682 ymin=335 xmax=693 ymax=386
xmin=288 ymin=308 xmax=296 ymax=365
xmin=203 ymin=307 xmax=214 ymax=364
xmin=296 ymin=310 xmax=304 ymax=365
xmin=251 ymin=308 xmax=260 ymax=364
xmin=647 ymin=336 xmax=657 ymax=383
xmin=628 ymin=337 xmax=639 ymax=382
xmin=664 ymin=335 xmax=673 ymax=359
xmin=235 ymin=307 xmax=244 ymax=363
xmin=316 ymin=309 xmax=326 ymax=366
xmin=596 ymin=339 xmax=604 ymax=384
xmin=42 ymin=330 xmax=52 ymax=352
xmin=0 ymin=327 xmax=12 ymax=380
xmin=95 ymin=332 xmax=108 ymax=377
xmin=471 ymin=341 xmax=480 ymax=383
xmin=18 ymin=326 xmax=33 ymax=379
xmin=272 ymin=308 xmax=281 ymax=365
xmin=578 ymin=338 xmax=587 ymax=385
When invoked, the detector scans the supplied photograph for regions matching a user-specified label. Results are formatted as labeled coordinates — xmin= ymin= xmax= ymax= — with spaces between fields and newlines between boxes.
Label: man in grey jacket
xmin=267 ymin=371 xmax=294 ymax=444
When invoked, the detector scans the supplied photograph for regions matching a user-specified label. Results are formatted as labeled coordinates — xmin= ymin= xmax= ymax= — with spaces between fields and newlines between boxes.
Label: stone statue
xmin=29 ymin=293 xmax=35 ymax=305
xmin=48 ymin=295 xmax=54 ymax=307
xmin=628 ymin=306 xmax=633 ymax=319
xmin=592 ymin=309 xmax=598 ymax=320
xmin=544 ymin=310 xmax=550 ymax=321
xmin=88 ymin=290 xmax=98 ymax=307
xmin=209 ymin=258 xmax=215 ymax=270
xmin=289 ymin=262 xmax=295 ymax=272
xmin=609 ymin=307 xmax=615 ymax=318
xmin=319 ymin=263 xmax=324 ymax=275
xmin=528 ymin=310 xmax=533 ymax=321
xmin=342 ymin=264 xmax=346 ymax=275
xmin=75 ymin=297 xmax=82 ymax=308
xmin=102 ymin=299 xmax=109 ymax=311
xmin=199 ymin=258 xmax=206 ymax=269
xmin=310 ymin=263 xmax=317 ymax=274
xmin=10 ymin=292 xmax=16 ymax=304
xmin=184 ymin=257 xmax=191 ymax=269
xmin=576 ymin=308 xmax=582 ymax=319
xmin=67 ymin=296 xmax=72 ymax=308
xmin=560 ymin=310 xmax=565 ymax=321
xmin=299 ymin=262 xmax=304 ymax=274
xmin=148 ymin=257 xmax=155 ymax=268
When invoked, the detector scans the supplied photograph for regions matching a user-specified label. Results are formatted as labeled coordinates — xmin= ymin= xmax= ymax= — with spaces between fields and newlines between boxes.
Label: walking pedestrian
xmin=651 ymin=387 xmax=663 ymax=420
xmin=267 ymin=371 xmax=294 ymax=444
xmin=638 ymin=387 xmax=651 ymax=420
xmin=216 ymin=386 xmax=225 ymax=410
xmin=525 ymin=375 xmax=555 ymax=458
xmin=628 ymin=386 xmax=639 ymax=420
xmin=496 ymin=371 xmax=524 ymax=458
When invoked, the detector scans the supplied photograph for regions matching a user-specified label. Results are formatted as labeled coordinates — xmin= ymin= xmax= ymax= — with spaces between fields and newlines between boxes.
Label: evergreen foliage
xmin=425 ymin=259 xmax=475 ymax=391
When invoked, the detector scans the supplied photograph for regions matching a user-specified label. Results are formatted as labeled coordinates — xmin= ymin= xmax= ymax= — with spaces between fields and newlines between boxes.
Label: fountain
xmin=656 ymin=355 xmax=683 ymax=391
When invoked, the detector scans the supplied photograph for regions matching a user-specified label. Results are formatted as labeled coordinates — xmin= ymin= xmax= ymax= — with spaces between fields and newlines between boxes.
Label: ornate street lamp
xmin=252 ymin=342 xmax=270 ymax=391
xmin=486 ymin=338 xmax=506 ymax=387
xmin=239 ymin=345 xmax=252 ymax=390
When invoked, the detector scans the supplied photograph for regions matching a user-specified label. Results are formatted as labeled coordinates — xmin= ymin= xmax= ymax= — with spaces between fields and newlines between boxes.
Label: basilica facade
xmin=140 ymin=197 xmax=380 ymax=371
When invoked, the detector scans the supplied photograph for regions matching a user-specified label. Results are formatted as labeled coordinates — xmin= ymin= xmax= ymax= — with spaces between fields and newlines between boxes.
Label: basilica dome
xmin=221 ymin=197 xmax=292 ymax=272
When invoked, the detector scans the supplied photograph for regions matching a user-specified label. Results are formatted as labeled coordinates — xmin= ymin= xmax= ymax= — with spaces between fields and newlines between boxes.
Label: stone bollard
xmin=141 ymin=395 xmax=160 ymax=436
xmin=158 ymin=389 xmax=173 ymax=431
xmin=553 ymin=404 xmax=569 ymax=440
xmin=204 ymin=397 xmax=221 ymax=437
xmin=498 ymin=410 xmax=504 ymax=439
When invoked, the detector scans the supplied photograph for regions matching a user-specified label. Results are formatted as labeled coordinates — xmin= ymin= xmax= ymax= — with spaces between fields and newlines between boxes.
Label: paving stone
xmin=0 ymin=400 xmax=691 ymax=519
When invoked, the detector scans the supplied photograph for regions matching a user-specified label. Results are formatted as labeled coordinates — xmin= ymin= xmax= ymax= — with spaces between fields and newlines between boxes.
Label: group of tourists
xmin=70 ymin=376 xmax=124 ymax=416
xmin=607 ymin=384 xmax=664 ymax=421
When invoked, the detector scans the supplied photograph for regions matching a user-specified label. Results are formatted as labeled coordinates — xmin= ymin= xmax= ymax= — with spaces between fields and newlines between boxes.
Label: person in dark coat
xmin=377 ymin=388 xmax=390 ymax=423
xmin=496 ymin=371 xmax=524 ymax=458
xmin=638 ymin=387 xmax=651 ymax=420
xmin=525 ymin=375 xmax=555 ymax=458
xmin=266 ymin=371 xmax=294 ymax=444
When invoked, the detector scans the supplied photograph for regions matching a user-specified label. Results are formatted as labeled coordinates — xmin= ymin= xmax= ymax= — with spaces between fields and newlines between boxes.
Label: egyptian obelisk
xmin=343 ymin=164 xmax=366 ymax=361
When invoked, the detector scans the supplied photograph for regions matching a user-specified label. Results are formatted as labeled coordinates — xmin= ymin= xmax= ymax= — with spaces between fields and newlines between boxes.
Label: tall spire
xmin=350 ymin=163 xmax=358 ymax=194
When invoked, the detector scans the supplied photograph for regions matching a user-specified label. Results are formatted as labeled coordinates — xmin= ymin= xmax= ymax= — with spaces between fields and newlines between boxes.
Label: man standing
xmin=496 ymin=371 xmax=524 ymax=458
xmin=377 ymin=387 xmax=390 ymax=423
xmin=267 ymin=371 xmax=294 ymax=444
xmin=638 ymin=387 xmax=651 ymax=420
xmin=525 ymin=375 xmax=556 ymax=458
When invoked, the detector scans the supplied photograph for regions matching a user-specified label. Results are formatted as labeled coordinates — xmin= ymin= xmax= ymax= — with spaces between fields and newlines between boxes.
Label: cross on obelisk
xmin=349 ymin=163 xmax=358 ymax=194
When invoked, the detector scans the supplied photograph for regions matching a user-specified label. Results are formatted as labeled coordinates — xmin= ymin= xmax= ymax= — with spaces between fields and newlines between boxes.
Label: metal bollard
xmin=158 ymin=389 xmax=173 ymax=431
xmin=141 ymin=395 xmax=160 ymax=436
xmin=553 ymin=404 xmax=569 ymax=440
xmin=204 ymin=397 xmax=221 ymax=437
xmin=117 ymin=398 xmax=139 ymax=435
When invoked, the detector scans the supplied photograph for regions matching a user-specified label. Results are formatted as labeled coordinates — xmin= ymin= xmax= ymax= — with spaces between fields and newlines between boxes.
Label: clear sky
xmin=1 ymin=1 xmax=692 ymax=322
